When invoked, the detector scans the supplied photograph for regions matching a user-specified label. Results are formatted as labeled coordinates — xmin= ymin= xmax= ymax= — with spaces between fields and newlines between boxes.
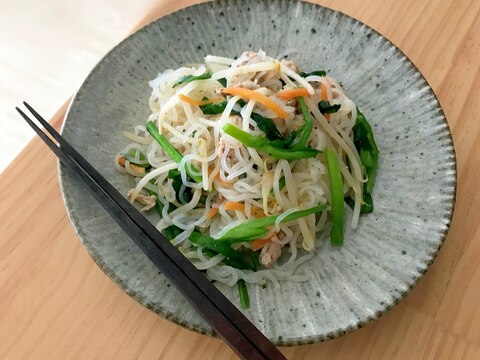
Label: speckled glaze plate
xmin=59 ymin=0 xmax=456 ymax=345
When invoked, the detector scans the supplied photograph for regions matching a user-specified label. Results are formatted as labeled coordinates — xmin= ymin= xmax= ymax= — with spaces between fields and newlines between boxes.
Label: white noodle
xmin=212 ymin=61 xmax=278 ymax=80
xmin=204 ymin=55 xmax=235 ymax=65
xmin=129 ymin=162 xmax=178 ymax=202
xmin=280 ymin=63 xmax=315 ymax=94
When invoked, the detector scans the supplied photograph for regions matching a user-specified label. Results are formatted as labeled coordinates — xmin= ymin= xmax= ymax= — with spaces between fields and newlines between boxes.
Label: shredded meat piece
xmin=232 ymin=80 xmax=260 ymax=90
xmin=217 ymin=137 xmax=226 ymax=157
xmin=127 ymin=189 xmax=156 ymax=211
xmin=255 ymin=69 xmax=280 ymax=84
xmin=312 ymin=82 xmax=322 ymax=92
xmin=280 ymin=59 xmax=298 ymax=73
xmin=260 ymin=231 xmax=287 ymax=266
xmin=237 ymin=51 xmax=258 ymax=66
xmin=285 ymin=98 xmax=298 ymax=108
xmin=312 ymin=76 xmax=333 ymax=93
xmin=217 ymin=136 xmax=239 ymax=166
xmin=230 ymin=73 xmax=251 ymax=87
xmin=260 ymin=241 xmax=282 ymax=267
xmin=227 ymin=150 xmax=238 ymax=166
xmin=271 ymin=231 xmax=286 ymax=245
xmin=230 ymin=115 xmax=242 ymax=125
xmin=231 ymin=51 xmax=278 ymax=87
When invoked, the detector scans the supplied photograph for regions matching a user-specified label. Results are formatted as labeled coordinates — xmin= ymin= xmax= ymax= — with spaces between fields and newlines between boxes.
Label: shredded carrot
xmin=324 ymin=113 xmax=330 ymax=121
xmin=209 ymin=166 xmax=231 ymax=187
xmin=224 ymin=201 xmax=245 ymax=212
xmin=321 ymin=83 xmax=328 ymax=101
xmin=224 ymin=201 xmax=265 ymax=218
xmin=276 ymin=88 xmax=310 ymax=100
xmin=215 ymin=172 xmax=231 ymax=187
xmin=221 ymin=87 xmax=289 ymax=119
xmin=252 ymin=236 xmax=272 ymax=251
xmin=178 ymin=93 xmax=224 ymax=106
xmin=118 ymin=155 xmax=126 ymax=167
xmin=206 ymin=208 xmax=219 ymax=219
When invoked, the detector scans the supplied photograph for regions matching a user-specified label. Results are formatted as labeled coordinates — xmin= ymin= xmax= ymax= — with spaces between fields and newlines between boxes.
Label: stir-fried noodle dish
xmin=115 ymin=50 xmax=378 ymax=308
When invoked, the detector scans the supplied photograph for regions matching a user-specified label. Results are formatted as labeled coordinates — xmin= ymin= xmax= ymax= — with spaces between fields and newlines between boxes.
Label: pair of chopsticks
xmin=16 ymin=103 xmax=286 ymax=360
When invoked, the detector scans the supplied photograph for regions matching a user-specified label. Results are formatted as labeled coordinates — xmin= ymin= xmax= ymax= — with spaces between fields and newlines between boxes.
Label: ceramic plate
xmin=59 ymin=0 xmax=456 ymax=345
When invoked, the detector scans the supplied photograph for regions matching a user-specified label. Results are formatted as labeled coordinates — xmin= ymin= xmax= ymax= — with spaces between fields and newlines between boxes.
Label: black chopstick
xmin=16 ymin=102 xmax=286 ymax=360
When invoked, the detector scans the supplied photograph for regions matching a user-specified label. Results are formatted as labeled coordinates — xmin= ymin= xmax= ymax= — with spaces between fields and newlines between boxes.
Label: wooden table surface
xmin=2 ymin=0 xmax=479 ymax=358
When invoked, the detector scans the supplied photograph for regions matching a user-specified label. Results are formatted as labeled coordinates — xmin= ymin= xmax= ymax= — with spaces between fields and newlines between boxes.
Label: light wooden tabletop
xmin=1 ymin=0 xmax=479 ymax=359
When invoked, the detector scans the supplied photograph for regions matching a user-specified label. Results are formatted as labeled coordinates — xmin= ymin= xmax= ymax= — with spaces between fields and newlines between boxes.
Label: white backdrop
xmin=0 ymin=0 xmax=159 ymax=172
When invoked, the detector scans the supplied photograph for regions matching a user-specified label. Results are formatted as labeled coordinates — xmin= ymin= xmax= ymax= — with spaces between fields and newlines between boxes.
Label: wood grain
xmin=1 ymin=0 xmax=479 ymax=358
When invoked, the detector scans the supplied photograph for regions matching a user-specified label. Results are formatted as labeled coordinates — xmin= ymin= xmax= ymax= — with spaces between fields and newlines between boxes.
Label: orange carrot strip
xmin=214 ymin=172 xmax=231 ymax=187
xmin=209 ymin=165 xmax=231 ymax=187
xmin=221 ymin=87 xmax=289 ymax=119
xmin=321 ymin=83 xmax=328 ymax=101
xmin=252 ymin=237 xmax=271 ymax=251
xmin=224 ymin=201 xmax=245 ymax=212
xmin=276 ymin=88 xmax=310 ymax=100
xmin=206 ymin=208 xmax=219 ymax=219
xmin=118 ymin=155 xmax=126 ymax=167
xmin=178 ymin=93 xmax=224 ymax=106
xmin=223 ymin=200 xmax=265 ymax=217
